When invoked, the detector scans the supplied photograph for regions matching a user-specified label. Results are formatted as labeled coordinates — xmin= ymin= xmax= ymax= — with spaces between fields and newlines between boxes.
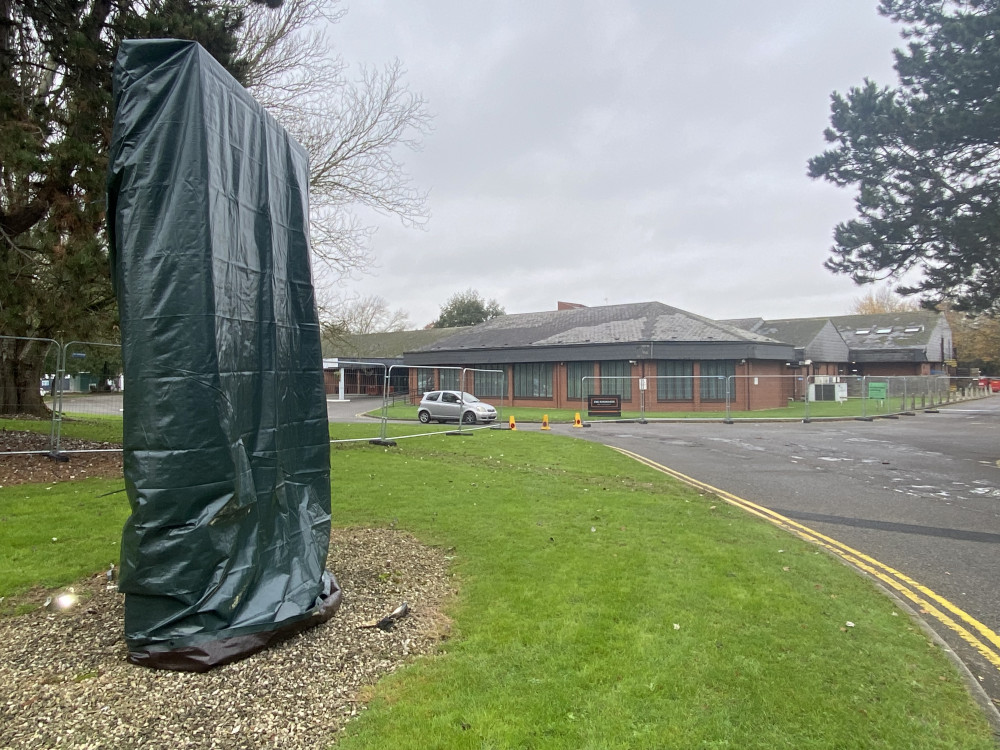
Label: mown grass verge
xmin=1 ymin=414 xmax=124 ymax=444
xmin=327 ymin=425 xmax=995 ymax=749
xmin=0 ymin=478 xmax=127 ymax=610
xmin=0 ymin=420 xmax=993 ymax=747
xmin=378 ymin=396 xmax=957 ymax=424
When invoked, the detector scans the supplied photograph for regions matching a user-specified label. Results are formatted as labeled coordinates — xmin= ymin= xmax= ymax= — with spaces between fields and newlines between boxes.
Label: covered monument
xmin=106 ymin=40 xmax=340 ymax=670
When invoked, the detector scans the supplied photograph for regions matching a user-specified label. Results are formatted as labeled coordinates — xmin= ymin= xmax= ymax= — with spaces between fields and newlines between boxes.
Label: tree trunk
xmin=0 ymin=338 xmax=52 ymax=417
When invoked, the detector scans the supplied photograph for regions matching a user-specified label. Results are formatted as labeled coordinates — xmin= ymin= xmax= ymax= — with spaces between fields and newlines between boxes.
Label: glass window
xmin=439 ymin=368 xmax=460 ymax=390
xmin=657 ymin=360 xmax=693 ymax=400
xmin=424 ymin=391 xmax=439 ymax=401
xmin=473 ymin=366 xmax=505 ymax=398
xmin=566 ymin=362 xmax=594 ymax=400
xmin=599 ymin=360 xmax=632 ymax=400
xmin=417 ymin=368 xmax=434 ymax=393
xmin=513 ymin=363 xmax=552 ymax=398
xmin=699 ymin=361 xmax=734 ymax=401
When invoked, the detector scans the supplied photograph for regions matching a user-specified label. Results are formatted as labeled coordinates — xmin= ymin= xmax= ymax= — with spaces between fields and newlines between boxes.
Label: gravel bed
xmin=0 ymin=430 xmax=457 ymax=749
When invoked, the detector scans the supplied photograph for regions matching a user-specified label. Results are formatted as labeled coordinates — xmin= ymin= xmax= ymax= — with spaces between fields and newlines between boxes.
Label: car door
xmin=438 ymin=391 xmax=462 ymax=421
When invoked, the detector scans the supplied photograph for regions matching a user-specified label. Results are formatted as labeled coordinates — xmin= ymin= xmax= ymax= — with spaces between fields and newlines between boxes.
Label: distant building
xmin=404 ymin=302 xmax=797 ymax=412
xmin=323 ymin=302 xmax=954 ymax=411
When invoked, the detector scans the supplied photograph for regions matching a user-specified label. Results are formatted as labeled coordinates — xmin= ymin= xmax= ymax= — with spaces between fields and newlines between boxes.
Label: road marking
xmin=612 ymin=446 xmax=1000 ymax=671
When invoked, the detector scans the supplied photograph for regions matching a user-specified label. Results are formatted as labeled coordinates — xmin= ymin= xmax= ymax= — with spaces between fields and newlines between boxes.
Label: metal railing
xmin=575 ymin=374 xmax=991 ymax=424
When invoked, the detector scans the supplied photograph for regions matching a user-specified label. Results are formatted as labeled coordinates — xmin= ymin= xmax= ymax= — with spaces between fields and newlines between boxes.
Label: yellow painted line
xmin=612 ymin=446 xmax=1000 ymax=671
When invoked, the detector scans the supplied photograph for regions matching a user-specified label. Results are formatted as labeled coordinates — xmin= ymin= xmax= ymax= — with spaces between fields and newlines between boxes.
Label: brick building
xmin=323 ymin=302 xmax=955 ymax=413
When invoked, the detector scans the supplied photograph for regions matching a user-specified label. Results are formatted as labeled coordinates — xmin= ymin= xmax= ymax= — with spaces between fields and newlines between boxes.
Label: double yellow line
xmin=613 ymin=446 xmax=1000 ymax=671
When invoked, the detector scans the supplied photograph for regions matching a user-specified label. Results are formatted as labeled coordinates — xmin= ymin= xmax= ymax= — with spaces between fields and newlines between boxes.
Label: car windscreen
xmin=460 ymin=392 xmax=479 ymax=402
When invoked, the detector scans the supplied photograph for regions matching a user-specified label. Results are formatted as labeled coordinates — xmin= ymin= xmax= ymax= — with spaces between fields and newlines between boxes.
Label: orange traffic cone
xmin=508 ymin=415 xmax=517 ymax=430
xmin=541 ymin=414 xmax=551 ymax=430
xmin=573 ymin=412 xmax=583 ymax=428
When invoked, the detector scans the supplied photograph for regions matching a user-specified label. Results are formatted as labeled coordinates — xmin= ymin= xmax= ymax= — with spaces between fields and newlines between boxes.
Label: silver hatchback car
xmin=417 ymin=391 xmax=498 ymax=424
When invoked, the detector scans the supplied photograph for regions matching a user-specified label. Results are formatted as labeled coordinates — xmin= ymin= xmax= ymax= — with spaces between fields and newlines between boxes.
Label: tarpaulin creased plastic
xmin=106 ymin=39 xmax=340 ymax=671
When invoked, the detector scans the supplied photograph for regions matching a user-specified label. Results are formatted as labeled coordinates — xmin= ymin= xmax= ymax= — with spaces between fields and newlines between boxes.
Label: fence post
xmin=50 ymin=340 xmax=67 ymax=458
xmin=862 ymin=377 xmax=869 ymax=419
xmin=638 ymin=376 xmax=646 ymax=424
xmin=802 ymin=375 xmax=808 ymax=422
xmin=723 ymin=376 xmax=733 ymax=424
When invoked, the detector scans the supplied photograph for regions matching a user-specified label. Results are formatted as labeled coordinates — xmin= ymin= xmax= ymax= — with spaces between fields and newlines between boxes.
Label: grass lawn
xmin=378 ymin=395 xmax=960 ymax=425
xmin=0 ymin=420 xmax=994 ymax=747
xmin=0 ymin=478 xmax=127 ymax=611
xmin=326 ymin=425 xmax=994 ymax=749
xmin=1 ymin=414 xmax=124 ymax=444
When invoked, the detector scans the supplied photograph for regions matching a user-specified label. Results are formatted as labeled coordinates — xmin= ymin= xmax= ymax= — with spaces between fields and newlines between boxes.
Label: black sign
xmin=587 ymin=394 xmax=622 ymax=417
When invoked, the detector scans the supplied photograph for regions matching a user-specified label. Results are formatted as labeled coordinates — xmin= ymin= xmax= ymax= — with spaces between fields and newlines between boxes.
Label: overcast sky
xmin=324 ymin=1 xmax=904 ymax=329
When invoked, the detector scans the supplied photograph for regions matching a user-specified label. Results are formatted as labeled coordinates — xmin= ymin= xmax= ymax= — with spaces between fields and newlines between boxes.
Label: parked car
xmin=418 ymin=391 xmax=498 ymax=424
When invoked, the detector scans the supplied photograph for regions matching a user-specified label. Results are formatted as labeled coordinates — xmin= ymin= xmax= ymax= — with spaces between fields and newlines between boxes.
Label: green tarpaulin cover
xmin=107 ymin=40 xmax=340 ymax=671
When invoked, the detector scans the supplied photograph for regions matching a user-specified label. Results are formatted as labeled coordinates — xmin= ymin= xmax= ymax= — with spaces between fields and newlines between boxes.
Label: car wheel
xmin=418 ymin=410 xmax=431 ymax=424
xmin=462 ymin=411 xmax=477 ymax=424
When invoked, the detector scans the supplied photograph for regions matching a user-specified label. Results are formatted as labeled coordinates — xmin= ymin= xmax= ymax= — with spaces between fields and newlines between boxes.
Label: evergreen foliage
xmin=0 ymin=1 xmax=246 ymax=415
xmin=0 ymin=1 xmax=429 ymax=415
xmin=432 ymin=289 xmax=505 ymax=328
xmin=808 ymin=0 xmax=1000 ymax=314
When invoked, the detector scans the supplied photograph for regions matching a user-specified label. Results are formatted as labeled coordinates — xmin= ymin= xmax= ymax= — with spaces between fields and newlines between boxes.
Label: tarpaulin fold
xmin=106 ymin=39 xmax=340 ymax=671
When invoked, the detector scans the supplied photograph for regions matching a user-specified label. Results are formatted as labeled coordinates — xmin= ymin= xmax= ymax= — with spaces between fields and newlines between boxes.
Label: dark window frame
xmin=566 ymin=361 xmax=594 ymax=400
xmin=656 ymin=360 xmax=693 ymax=401
xmin=513 ymin=362 xmax=553 ymax=398
xmin=699 ymin=360 xmax=734 ymax=401
xmin=599 ymin=360 xmax=632 ymax=401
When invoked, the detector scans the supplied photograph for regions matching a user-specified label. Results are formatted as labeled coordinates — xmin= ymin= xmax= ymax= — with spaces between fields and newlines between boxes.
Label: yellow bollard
xmin=509 ymin=415 xmax=517 ymax=430
xmin=573 ymin=412 xmax=583 ymax=428
xmin=541 ymin=414 xmax=551 ymax=430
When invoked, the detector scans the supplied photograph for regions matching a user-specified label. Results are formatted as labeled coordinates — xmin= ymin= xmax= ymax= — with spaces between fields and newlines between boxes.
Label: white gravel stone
xmin=0 ymin=528 xmax=456 ymax=749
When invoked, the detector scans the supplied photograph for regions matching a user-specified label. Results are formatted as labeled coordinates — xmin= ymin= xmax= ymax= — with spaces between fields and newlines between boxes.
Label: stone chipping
xmin=0 ymin=432 xmax=456 ymax=749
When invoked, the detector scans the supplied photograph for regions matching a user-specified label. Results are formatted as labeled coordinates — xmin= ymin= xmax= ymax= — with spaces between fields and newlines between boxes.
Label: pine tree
xmin=808 ymin=0 xmax=1000 ymax=315
xmin=0 ymin=1 xmax=245 ymax=415
xmin=432 ymin=289 xmax=506 ymax=328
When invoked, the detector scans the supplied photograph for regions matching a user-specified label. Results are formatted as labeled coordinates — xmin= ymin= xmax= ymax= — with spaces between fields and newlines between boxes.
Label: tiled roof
xmin=416 ymin=302 xmax=781 ymax=353
xmin=745 ymin=318 xmax=833 ymax=348
xmin=827 ymin=312 xmax=941 ymax=350
xmin=323 ymin=327 xmax=468 ymax=359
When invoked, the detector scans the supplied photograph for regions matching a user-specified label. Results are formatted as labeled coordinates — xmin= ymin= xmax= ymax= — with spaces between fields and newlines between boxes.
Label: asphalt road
xmin=551 ymin=396 xmax=1000 ymax=714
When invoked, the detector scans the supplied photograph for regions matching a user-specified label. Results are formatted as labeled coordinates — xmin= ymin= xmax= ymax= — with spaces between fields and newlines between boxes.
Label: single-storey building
xmin=828 ymin=312 xmax=953 ymax=376
xmin=321 ymin=327 xmax=467 ymax=396
xmin=322 ymin=302 xmax=955 ymax=413
xmin=403 ymin=302 xmax=800 ymax=412
xmin=728 ymin=312 xmax=952 ymax=377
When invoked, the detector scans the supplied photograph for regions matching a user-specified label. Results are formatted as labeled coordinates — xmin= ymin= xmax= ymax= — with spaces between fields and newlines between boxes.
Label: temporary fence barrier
xmin=581 ymin=374 xmax=733 ymax=424
xmin=574 ymin=373 xmax=991 ymax=425
xmin=0 ymin=334 xmax=60 ymax=452
xmin=369 ymin=364 xmax=508 ymax=443
xmin=0 ymin=336 xmax=123 ymax=456
xmin=7 ymin=348 xmax=994 ymax=457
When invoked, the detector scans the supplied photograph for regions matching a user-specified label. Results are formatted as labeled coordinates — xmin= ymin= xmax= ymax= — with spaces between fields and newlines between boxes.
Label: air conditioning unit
xmin=814 ymin=375 xmax=835 ymax=385
xmin=808 ymin=382 xmax=848 ymax=403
